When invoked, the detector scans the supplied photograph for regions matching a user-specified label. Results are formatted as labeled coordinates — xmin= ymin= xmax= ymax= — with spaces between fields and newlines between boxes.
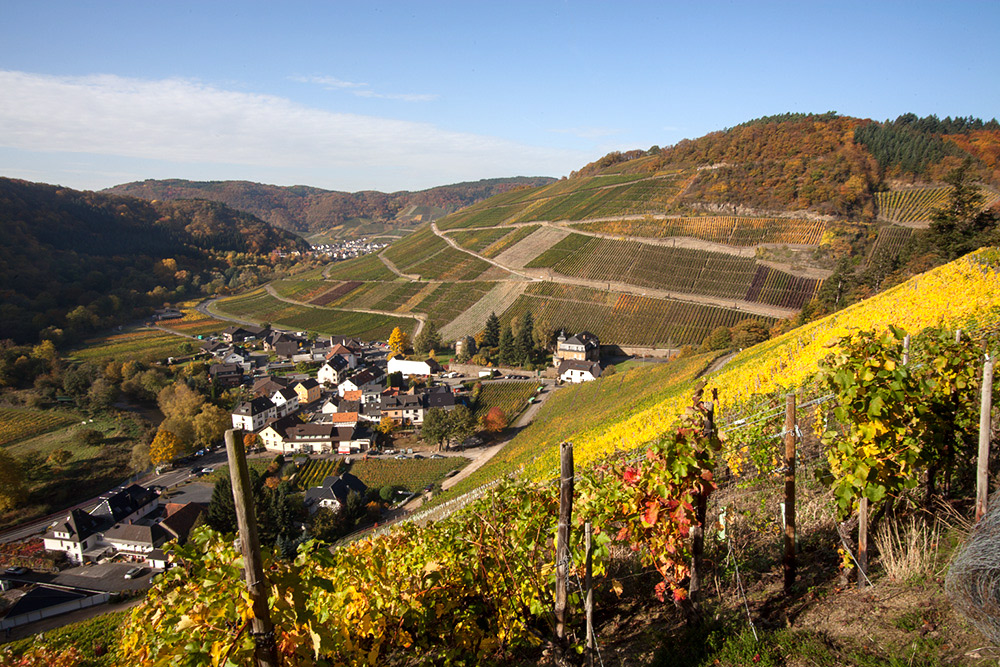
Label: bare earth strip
xmin=493 ymin=226 xmax=571 ymax=268
xmin=440 ymin=281 xmax=529 ymax=340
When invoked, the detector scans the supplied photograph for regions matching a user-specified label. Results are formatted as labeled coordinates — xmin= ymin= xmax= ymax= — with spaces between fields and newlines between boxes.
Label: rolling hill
xmin=220 ymin=113 xmax=999 ymax=350
xmin=104 ymin=176 xmax=558 ymax=239
xmin=0 ymin=178 xmax=307 ymax=343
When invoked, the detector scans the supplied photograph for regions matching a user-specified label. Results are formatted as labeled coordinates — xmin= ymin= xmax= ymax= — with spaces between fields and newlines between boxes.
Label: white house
xmin=317 ymin=356 xmax=350 ymax=386
xmin=387 ymin=357 xmax=442 ymax=378
xmin=42 ymin=510 xmax=105 ymax=565
xmin=557 ymin=359 xmax=603 ymax=384
xmin=231 ymin=396 xmax=278 ymax=432
xmin=271 ymin=387 xmax=300 ymax=418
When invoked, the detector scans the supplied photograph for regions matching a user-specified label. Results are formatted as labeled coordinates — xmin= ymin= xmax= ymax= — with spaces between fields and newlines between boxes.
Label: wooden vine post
xmin=858 ymin=496 xmax=869 ymax=589
xmin=554 ymin=442 xmax=574 ymax=641
xmin=225 ymin=429 xmax=279 ymax=667
xmin=977 ymin=355 xmax=995 ymax=522
xmin=783 ymin=393 xmax=797 ymax=595
xmin=584 ymin=521 xmax=595 ymax=666
xmin=688 ymin=399 xmax=713 ymax=610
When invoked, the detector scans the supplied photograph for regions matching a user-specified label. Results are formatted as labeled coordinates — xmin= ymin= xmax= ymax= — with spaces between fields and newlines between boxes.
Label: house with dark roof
xmin=90 ymin=485 xmax=159 ymax=525
xmin=338 ymin=368 xmax=384 ymax=399
xmin=317 ymin=355 xmax=350 ymax=386
xmin=102 ymin=523 xmax=168 ymax=561
xmin=159 ymin=503 xmax=207 ymax=544
xmin=231 ymin=396 xmax=278 ymax=432
xmin=294 ymin=378 xmax=322 ymax=405
xmin=42 ymin=510 xmax=106 ymax=564
xmin=271 ymin=387 xmax=300 ymax=418
xmin=424 ymin=385 xmax=456 ymax=411
xmin=556 ymin=331 xmax=600 ymax=362
xmin=557 ymin=359 xmax=604 ymax=383
xmin=209 ymin=362 xmax=243 ymax=388
xmin=380 ymin=393 xmax=426 ymax=425
xmin=0 ymin=586 xmax=106 ymax=632
xmin=253 ymin=375 xmax=289 ymax=397
xmin=326 ymin=343 xmax=359 ymax=369
xmin=304 ymin=473 xmax=368 ymax=513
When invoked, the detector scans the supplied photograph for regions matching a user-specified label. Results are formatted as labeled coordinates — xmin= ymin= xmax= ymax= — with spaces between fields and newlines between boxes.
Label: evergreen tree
xmin=413 ymin=321 xmax=442 ymax=355
xmin=206 ymin=476 xmax=237 ymax=534
xmin=929 ymin=159 xmax=992 ymax=260
xmin=483 ymin=312 xmax=501 ymax=348
xmin=498 ymin=325 xmax=516 ymax=366
xmin=518 ymin=311 xmax=535 ymax=362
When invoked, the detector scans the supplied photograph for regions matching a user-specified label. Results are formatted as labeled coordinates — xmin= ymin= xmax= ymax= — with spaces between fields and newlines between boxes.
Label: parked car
xmin=4 ymin=566 xmax=29 ymax=576
xmin=124 ymin=566 xmax=145 ymax=580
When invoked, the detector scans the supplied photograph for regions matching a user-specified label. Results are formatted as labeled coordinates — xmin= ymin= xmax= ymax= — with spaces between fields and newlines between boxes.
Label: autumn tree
xmin=387 ymin=327 xmax=410 ymax=358
xmin=157 ymin=382 xmax=206 ymax=447
xmin=480 ymin=406 xmax=507 ymax=433
xmin=149 ymin=430 xmax=183 ymax=467
xmin=193 ymin=404 xmax=229 ymax=449
xmin=0 ymin=449 xmax=28 ymax=512
xmin=46 ymin=449 xmax=72 ymax=467
xmin=731 ymin=319 xmax=770 ymax=349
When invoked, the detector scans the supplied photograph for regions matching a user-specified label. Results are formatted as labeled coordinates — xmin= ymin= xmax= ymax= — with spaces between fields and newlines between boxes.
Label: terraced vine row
xmin=481 ymin=225 xmax=540 ymax=258
xmin=295 ymin=458 xmax=345 ymax=489
xmin=214 ymin=289 xmax=416 ymax=339
xmin=0 ymin=408 xmax=78 ymax=447
xmin=867 ymin=226 xmax=914 ymax=267
xmin=526 ymin=234 xmax=820 ymax=308
xmin=272 ymin=279 xmax=334 ymax=302
xmin=471 ymin=382 xmax=539 ymax=421
xmin=310 ymin=281 xmax=364 ymax=306
xmin=324 ymin=252 xmax=397 ymax=281
xmin=448 ymin=227 xmax=514 ymax=253
xmin=570 ymin=216 xmax=828 ymax=247
xmin=499 ymin=284 xmax=774 ymax=347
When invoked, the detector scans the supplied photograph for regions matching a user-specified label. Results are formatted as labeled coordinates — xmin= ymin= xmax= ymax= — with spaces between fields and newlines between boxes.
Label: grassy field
xmin=0 ymin=411 xmax=148 ymax=532
xmin=347 ymin=456 xmax=465 ymax=492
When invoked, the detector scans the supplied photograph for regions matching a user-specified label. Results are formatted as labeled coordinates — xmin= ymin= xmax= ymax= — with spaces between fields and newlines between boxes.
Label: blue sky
xmin=1 ymin=1 xmax=998 ymax=192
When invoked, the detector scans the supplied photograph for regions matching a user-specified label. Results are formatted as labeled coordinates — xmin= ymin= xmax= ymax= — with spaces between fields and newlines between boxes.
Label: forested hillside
xmin=105 ymin=176 xmax=557 ymax=236
xmin=0 ymin=178 xmax=307 ymax=344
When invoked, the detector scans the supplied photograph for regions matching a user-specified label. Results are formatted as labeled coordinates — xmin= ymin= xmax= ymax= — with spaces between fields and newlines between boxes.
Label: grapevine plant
xmin=577 ymin=394 xmax=721 ymax=608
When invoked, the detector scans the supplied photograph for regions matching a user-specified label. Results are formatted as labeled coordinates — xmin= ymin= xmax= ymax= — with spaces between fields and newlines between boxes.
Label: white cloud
xmin=292 ymin=74 xmax=438 ymax=102
xmin=0 ymin=70 xmax=583 ymax=190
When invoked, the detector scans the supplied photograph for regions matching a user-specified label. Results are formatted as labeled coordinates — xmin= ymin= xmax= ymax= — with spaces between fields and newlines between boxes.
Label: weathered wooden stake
xmin=225 ymin=429 xmax=279 ymax=667
xmin=858 ymin=496 xmax=869 ymax=589
xmin=956 ymin=329 xmax=963 ymax=344
xmin=977 ymin=355 xmax=994 ymax=522
xmin=555 ymin=442 xmax=574 ymax=641
xmin=902 ymin=334 xmax=911 ymax=366
xmin=783 ymin=393 xmax=796 ymax=595
xmin=585 ymin=521 xmax=594 ymax=666
xmin=688 ymin=401 xmax=713 ymax=612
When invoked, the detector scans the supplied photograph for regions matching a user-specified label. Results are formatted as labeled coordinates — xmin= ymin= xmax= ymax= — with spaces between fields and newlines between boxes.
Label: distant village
xmin=309 ymin=238 xmax=388 ymax=260
xmin=10 ymin=322 xmax=607 ymax=618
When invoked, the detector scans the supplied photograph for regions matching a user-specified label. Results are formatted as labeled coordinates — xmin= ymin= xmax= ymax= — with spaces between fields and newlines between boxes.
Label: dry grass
xmin=874 ymin=518 xmax=941 ymax=583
